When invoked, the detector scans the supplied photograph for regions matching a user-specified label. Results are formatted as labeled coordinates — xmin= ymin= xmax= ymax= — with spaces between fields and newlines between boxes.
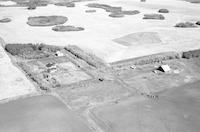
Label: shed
xmin=55 ymin=51 xmax=64 ymax=57
xmin=46 ymin=62 xmax=56 ymax=68
xmin=130 ymin=65 xmax=136 ymax=69
xmin=157 ymin=65 xmax=171 ymax=72
xmin=47 ymin=68 xmax=57 ymax=73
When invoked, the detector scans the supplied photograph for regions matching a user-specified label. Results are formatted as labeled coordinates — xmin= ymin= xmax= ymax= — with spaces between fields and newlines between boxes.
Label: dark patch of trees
xmin=5 ymin=43 xmax=60 ymax=59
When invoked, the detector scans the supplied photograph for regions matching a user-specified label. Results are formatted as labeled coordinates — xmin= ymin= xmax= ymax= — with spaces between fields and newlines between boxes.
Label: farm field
xmin=0 ymin=0 xmax=200 ymax=131
xmin=90 ymin=81 xmax=200 ymax=132
xmin=0 ymin=95 xmax=91 ymax=132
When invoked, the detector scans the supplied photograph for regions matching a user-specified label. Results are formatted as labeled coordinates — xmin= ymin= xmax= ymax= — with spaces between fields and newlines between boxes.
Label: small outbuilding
xmin=55 ymin=51 xmax=64 ymax=57
xmin=27 ymin=5 xmax=36 ymax=10
xmin=157 ymin=65 xmax=171 ymax=72
xmin=98 ymin=78 xmax=104 ymax=82
xmin=47 ymin=67 xmax=57 ymax=73
xmin=130 ymin=65 xmax=136 ymax=69
xmin=158 ymin=9 xmax=169 ymax=13
xmin=46 ymin=62 xmax=56 ymax=68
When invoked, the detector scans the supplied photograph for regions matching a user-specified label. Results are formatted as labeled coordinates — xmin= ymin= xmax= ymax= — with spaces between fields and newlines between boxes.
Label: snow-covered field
xmin=0 ymin=0 xmax=200 ymax=62
xmin=0 ymin=38 xmax=36 ymax=101
xmin=0 ymin=1 xmax=16 ymax=6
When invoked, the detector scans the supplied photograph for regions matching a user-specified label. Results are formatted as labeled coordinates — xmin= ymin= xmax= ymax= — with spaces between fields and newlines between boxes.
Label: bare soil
xmin=56 ymin=79 xmax=132 ymax=111
xmin=0 ymin=95 xmax=92 ymax=132
xmin=90 ymin=81 xmax=200 ymax=132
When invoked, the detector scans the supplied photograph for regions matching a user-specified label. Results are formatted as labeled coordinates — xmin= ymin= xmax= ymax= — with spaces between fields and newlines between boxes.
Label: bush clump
xmin=55 ymin=2 xmax=75 ymax=7
xmin=85 ymin=9 xmax=96 ymax=13
xmin=0 ymin=18 xmax=11 ymax=23
xmin=87 ymin=3 xmax=140 ymax=18
xmin=132 ymin=52 xmax=180 ymax=65
xmin=5 ymin=43 xmax=61 ymax=59
xmin=52 ymin=25 xmax=84 ymax=32
xmin=109 ymin=13 xmax=124 ymax=18
xmin=143 ymin=14 xmax=165 ymax=20
xmin=121 ymin=10 xmax=140 ymax=15
xmin=87 ymin=3 xmax=122 ymax=13
xmin=65 ymin=45 xmax=106 ymax=68
xmin=17 ymin=0 xmax=48 ymax=7
xmin=196 ymin=21 xmax=200 ymax=26
xmin=27 ymin=16 xmax=68 ymax=26
xmin=66 ymin=2 xmax=75 ymax=7
xmin=175 ymin=22 xmax=197 ymax=28
xmin=182 ymin=49 xmax=200 ymax=59
xmin=158 ymin=9 xmax=169 ymax=13
xmin=190 ymin=0 xmax=200 ymax=3
xmin=112 ymin=52 xmax=180 ymax=66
